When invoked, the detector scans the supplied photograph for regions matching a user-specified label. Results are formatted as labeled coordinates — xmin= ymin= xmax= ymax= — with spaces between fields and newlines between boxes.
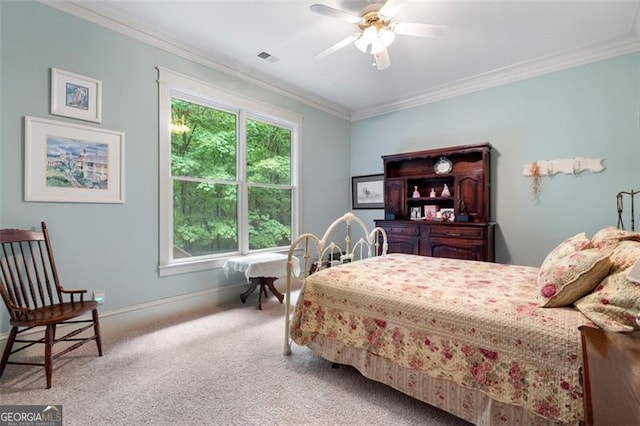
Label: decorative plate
xmin=434 ymin=156 xmax=452 ymax=174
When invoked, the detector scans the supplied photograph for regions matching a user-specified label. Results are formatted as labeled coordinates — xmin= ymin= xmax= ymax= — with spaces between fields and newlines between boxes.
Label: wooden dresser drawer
xmin=385 ymin=225 xmax=420 ymax=236
xmin=430 ymin=225 xmax=484 ymax=239
xmin=374 ymin=220 xmax=495 ymax=262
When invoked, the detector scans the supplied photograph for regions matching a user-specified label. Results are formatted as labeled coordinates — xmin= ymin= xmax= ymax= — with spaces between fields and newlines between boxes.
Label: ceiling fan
xmin=310 ymin=0 xmax=450 ymax=71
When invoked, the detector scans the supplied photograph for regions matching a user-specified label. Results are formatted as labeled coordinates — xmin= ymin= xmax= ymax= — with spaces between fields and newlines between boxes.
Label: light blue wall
xmin=0 ymin=2 xmax=351 ymax=332
xmin=1 ymin=2 xmax=639 ymax=335
xmin=352 ymin=53 xmax=640 ymax=266
xmin=0 ymin=2 xmax=3 ymax=223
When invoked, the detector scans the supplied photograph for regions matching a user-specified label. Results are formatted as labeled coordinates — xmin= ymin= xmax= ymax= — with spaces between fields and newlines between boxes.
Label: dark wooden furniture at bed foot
xmin=0 ymin=221 xmax=103 ymax=389
xmin=579 ymin=326 xmax=640 ymax=426
xmin=240 ymin=276 xmax=284 ymax=310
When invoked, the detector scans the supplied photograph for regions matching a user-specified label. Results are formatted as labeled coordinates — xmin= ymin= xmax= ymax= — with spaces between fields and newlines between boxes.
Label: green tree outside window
xmin=171 ymin=98 xmax=292 ymax=257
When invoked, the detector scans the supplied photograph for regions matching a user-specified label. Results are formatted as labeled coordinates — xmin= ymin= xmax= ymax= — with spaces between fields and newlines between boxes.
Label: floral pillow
xmin=538 ymin=247 xmax=612 ymax=307
xmin=537 ymin=232 xmax=593 ymax=307
xmin=608 ymin=239 xmax=640 ymax=273
xmin=541 ymin=232 xmax=592 ymax=264
xmin=591 ymin=227 xmax=640 ymax=250
xmin=574 ymin=266 xmax=640 ymax=332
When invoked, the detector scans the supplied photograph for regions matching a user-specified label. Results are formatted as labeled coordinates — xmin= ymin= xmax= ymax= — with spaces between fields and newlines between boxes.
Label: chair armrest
xmin=5 ymin=302 xmax=30 ymax=313
xmin=61 ymin=288 xmax=88 ymax=294
xmin=0 ymin=288 xmax=30 ymax=312
xmin=61 ymin=288 xmax=88 ymax=303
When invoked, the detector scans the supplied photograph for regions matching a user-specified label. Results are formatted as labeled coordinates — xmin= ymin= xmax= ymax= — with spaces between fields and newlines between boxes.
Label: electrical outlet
xmin=93 ymin=290 xmax=105 ymax=304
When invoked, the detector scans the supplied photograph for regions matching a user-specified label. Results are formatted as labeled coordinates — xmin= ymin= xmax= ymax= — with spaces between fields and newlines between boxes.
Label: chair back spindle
xmin=0 ymin=226 xmax=62 ymax=320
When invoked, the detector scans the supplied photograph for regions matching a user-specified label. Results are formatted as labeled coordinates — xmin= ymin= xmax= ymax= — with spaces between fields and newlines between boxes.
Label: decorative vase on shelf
xmin=429 ymin=188 xmax=436 ymax=198
xmin=441 ymin=184 xmax=451 ymax=197
xmin=412 ymin=186 xmax=420 ymax=198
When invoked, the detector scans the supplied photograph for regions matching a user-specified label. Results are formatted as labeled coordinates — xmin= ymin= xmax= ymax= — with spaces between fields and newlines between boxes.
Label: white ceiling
xmin=54 ymin=1 xmax=640 ymax=120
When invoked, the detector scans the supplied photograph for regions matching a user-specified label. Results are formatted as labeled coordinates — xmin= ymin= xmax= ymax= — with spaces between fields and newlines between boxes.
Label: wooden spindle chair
xmin=0 ymin=222 xmax=102 ymax=388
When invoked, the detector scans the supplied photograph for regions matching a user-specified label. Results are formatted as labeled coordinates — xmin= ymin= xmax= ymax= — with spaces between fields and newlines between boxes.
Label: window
xmin=158 ymin=68 xmax=300 ymax=276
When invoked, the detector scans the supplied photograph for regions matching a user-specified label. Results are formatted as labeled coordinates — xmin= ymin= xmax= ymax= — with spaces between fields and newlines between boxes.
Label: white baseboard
xmin=95 ymin=283 xmax=243 ymax=335
xmin=0 ymin=283 xmax=243 ymax=354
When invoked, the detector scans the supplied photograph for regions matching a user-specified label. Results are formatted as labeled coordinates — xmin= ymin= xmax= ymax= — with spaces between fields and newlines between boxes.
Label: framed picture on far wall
xmin=352 ymin=174 xmax=384 ymax=209
xmin=24 ymin=116 xmax=124 ymax=203
xmin=51 ymin=68 xmax=102 ymax=123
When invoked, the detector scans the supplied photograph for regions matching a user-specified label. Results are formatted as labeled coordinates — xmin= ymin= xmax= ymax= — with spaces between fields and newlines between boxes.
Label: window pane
xmin=173 ymin=180 xmax=238 ymax=257
xmin=248 ymin=186 xmax=291 ymax=250
xmin=246 ymin=119 xmax=291 ymax=185
xmin=171 ymin=98 xmax=236 ymax=181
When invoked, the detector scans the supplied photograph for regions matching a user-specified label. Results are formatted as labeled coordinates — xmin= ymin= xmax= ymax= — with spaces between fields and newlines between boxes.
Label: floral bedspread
xmin=290 ymin=254 xmax=591 ymax=424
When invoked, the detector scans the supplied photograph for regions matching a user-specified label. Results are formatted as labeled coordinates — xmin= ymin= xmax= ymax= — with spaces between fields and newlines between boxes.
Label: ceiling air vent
xmin=257 ymin=51 xmax=279 ymax=63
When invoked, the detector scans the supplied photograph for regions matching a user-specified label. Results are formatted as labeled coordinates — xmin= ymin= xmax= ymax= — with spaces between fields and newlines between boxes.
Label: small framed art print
xmin=410 ymin=207 xmax=422 ymax=220
xmin=352 ymin=174 xmax=384 ymax=209
xmin=440 ymin=208 xmax=455 ymax=221
xmin=51 ymin=68 xmax=102 ymax=123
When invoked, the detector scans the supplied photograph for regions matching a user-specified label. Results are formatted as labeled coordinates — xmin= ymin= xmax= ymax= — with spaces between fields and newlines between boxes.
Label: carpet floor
xmin=0 ymin=288 xmax=471 ymax=426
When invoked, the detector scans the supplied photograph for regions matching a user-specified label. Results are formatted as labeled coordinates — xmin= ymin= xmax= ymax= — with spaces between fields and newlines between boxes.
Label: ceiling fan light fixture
xmin=354 ymin=25 xmax=395 ymax=55
xmin=370 ymin=38 xmax=386 ymax=55
xmin=355 ymin=26 xmax=376 ymax=53
xmin=311 ymin=0 xmax=449 ymax=71
xmin=353 ymin=32 xmax=369 ymax=53
xmin=378 ymin=26 xmax=396 ymax=48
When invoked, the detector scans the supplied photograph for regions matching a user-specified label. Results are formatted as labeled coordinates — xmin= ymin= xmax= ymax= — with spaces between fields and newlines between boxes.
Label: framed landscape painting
xmin=352 ymin=174 xmax=384 ymax=209
xmin=24 ymin=116 xmax=124 ymax=203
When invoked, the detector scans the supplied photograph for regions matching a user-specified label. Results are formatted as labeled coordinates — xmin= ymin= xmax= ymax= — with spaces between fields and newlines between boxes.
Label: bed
xmin=283 ymin=212 xmax=640 ymax=425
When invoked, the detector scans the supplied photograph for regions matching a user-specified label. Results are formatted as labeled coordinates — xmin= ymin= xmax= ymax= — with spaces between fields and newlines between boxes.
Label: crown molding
xmin=40 ymin=1 xmax=640 ymax=124
xmin=351 ymin=35 xmax=640 ymax=121
xmin=41 ymin=0 xmax=352 ymax=121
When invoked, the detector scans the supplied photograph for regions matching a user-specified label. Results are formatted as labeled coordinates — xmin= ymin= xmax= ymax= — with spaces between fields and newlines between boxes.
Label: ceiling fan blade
xmin=310 ymin=4 xmax=361 ymax=24
xmin=374 ymin=49 xmax=390 ymax=71
xmin=315 ymin=33 xmax=361 ymax=60
xmin=379 ymin=0 xmax=403 ymax=19
xmin=393 ymin=22 xmax=451 ymax=38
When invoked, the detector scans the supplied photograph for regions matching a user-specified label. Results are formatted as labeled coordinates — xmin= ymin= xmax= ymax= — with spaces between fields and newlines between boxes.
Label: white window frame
xmin=157 ymin=68 xmax=301 ymax=277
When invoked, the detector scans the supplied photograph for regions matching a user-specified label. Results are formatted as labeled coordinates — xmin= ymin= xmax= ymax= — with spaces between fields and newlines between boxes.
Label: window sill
xmin=158 ymin=248 xmax=296 ymax=277
xmin=158 ymin=257 xmax=228 ymax=277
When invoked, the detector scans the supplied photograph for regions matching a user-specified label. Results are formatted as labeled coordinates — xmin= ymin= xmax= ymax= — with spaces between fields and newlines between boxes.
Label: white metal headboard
xmin=283 ymin=212 xmax=388 ymax=355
